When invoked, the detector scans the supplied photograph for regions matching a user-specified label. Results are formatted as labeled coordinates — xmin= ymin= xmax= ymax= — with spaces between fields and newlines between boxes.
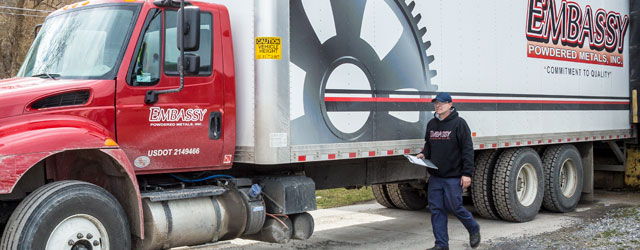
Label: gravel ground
xmin=486 ymin=203 xmax=640 ymax=249
xmin=181 ymin=190 xmax=640 ymax=250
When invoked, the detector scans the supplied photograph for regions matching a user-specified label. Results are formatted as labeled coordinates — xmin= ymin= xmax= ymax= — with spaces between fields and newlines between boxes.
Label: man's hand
xmin=416 ymin=153 xmax=425 ymax=159
xmin=461 ymin=176 xmax=471 ymax=189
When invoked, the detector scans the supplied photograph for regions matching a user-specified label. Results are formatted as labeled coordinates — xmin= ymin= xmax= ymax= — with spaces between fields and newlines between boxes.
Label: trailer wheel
xmin=541 ymin=145 xmax=583 ymax=212
xmin=0 ymin=181 xmax=130 ymax=250
xmin=371 ymin=184 xmax=397 ymax=208
xmin=471 ymin=150 xmax=501 ymax=220
xmin=492 ymin=148 xmax=544 ymax=222
xmin=386 ymin=183 xmax=428 ymax=210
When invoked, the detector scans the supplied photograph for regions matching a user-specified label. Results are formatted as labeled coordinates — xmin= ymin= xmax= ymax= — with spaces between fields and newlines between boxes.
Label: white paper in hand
xmin=404 ymin=155 xmax=438 ymax=169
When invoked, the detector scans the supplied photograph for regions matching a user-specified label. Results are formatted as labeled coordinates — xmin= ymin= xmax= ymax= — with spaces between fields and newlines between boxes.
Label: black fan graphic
xmin=290 ymin=0 xmax=438 ymax=144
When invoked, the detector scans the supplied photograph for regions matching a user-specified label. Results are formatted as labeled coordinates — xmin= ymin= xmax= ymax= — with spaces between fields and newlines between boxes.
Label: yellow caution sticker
xmin=255 ymin=37 xmax=281 ymax=60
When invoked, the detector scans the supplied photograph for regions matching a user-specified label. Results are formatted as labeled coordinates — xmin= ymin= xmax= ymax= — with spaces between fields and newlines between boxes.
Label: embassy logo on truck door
xmin=148 ymin=107 xmax=207 ymax=127
xmin=525 ymin=0 xmax=629 ymax=67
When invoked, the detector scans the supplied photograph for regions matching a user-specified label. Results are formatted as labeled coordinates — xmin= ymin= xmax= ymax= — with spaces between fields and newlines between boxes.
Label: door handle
xmin=209 ymin=111 xmax=222 ymax=140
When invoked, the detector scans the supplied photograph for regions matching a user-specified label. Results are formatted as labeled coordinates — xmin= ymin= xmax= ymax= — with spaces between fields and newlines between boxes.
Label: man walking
xmin=417 ymin=92 xmax=480 ymax=250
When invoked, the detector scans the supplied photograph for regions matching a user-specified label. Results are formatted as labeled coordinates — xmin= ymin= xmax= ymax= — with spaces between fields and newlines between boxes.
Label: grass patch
xmin=596 ymin=229 xmax=621 ymax=239
xmin=315 ymin=187 xmax=375 ymax=209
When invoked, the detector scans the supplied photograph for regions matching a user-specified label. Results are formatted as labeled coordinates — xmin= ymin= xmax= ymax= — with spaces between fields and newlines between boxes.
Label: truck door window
xmin=129 ymin=10 xmax=162 ymax=86
xmin=164 ymin=11 xmax=213 ymax=76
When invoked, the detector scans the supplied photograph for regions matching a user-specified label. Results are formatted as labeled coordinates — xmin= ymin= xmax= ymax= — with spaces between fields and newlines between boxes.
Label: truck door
xmin=116 ymin=8 xmax=226 ymax=172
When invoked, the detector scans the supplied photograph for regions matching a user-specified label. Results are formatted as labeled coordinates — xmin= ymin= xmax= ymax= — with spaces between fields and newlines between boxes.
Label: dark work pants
xmin=428 ymin=176 xmax=480 ymax=248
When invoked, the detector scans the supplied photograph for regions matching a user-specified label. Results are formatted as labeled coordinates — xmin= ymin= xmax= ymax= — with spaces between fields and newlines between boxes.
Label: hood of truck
xmin=0 ymin=77 xmax=111 ymax=119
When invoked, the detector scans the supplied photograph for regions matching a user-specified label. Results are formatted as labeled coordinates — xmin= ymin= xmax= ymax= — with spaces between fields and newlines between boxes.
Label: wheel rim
xmin=46 ymin=214 xmax=109 ymax=250
xmin=516 ymin=163 xmax=538 ymax=207
xmin=559 ymin=158 xmax=578 ymax=198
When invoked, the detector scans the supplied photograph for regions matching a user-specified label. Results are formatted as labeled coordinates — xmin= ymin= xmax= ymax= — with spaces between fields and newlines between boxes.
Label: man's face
xmin=433 ymin=100 xmax=452 ymax=116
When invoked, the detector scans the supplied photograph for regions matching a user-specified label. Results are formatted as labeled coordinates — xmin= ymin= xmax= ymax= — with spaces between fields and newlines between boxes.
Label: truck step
xmin=141 ymin=185 xmax=226 ymax=202
xmin=594 ymin=164 xmax=626 ymax=172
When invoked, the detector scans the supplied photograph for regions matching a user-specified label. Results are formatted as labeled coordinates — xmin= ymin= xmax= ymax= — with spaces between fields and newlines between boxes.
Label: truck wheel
xmin=541 ymin=145 xmax=583 ymax=212
xmin=386 ymin=183 xmax=428 ymax=210
xmin=371 ymin=184 xmax=397 ymax=208
xmin=0 ymin=181 xmax=130 ymax=250
xmin=492 ymin=148 xmax=544 ymax=222
xmin=471 ymin=150 xmax=501 ymax=220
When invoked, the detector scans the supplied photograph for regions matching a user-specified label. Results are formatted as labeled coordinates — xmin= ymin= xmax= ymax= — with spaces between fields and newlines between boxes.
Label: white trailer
xmin=206 ymin=0 xmax=635 ymax=223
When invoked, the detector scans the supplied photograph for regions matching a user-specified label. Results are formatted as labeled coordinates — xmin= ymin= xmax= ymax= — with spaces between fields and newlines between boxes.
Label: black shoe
xmin=427 ymin=246 xmax=449 ymax=250
xmin=470 ymin=231 xmax=481 ymax=248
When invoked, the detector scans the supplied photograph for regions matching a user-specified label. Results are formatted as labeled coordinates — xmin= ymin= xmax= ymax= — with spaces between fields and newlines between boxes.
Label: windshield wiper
xmin=32 ymin=73 xmax=60 ymax=80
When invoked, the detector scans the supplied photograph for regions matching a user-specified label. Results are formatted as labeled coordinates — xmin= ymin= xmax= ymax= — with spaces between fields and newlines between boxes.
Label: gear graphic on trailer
xmin=290 ymin=0 xmax=438 ymax=144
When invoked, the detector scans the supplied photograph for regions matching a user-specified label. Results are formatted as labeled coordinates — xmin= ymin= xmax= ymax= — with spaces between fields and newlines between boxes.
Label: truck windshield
xmin=16 ymin=5 xmax=138 ymax=79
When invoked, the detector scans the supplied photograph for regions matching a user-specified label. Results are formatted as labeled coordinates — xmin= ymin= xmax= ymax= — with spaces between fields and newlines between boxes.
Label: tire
xmin=541 ymin=145 xmax=583 ymax=212
xmin=386 ymin=183 xmax=428 ymax=210
xmin=471 ymin=150 xmax=502 ymax=220
xmin=371 ymin=184 xmax=397 ymax=208
xmin=1 ymin=181 xmax=131 ymax=250
xmin=492 ymin=148 xmax=544 ymax=222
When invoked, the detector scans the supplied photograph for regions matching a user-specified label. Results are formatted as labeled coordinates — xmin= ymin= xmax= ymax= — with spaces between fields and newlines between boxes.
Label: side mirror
xmin=177 ymin=6 xmax=200 ymax=51
xmin=33 ymin=24 xmax=43 ymax=39
xmin=180 ymin=53 xmax=200 ymax=75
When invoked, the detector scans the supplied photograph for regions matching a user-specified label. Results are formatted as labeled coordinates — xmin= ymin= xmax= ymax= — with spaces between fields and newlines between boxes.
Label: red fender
xmin=0 ymin=117 xmax=144 ymax=238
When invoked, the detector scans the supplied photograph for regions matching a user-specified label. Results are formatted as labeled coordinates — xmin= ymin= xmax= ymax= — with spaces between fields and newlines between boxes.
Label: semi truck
xmin=0 ymin=0 xmax=638 ymax=249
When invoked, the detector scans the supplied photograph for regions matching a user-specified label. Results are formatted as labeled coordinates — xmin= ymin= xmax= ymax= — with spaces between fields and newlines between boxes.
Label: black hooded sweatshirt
xmin=420 ymin=107 xmax=474 ymax=178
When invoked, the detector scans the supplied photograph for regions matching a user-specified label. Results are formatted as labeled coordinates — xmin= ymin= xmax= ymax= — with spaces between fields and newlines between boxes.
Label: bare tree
xmin=0 ymin=0 xmax=74 ymax=78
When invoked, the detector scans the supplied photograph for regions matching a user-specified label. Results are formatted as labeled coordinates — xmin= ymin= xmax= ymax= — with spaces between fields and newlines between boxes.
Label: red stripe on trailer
xmin=445 ymin=99 xmax=629 ymax=105
xmin=328 ymin=154 xmax=336 ymax=160
xmin=492 ymin=144 xmax=497 ymax=148
xmin=609 ymin=135 xmax=613 ymax=139
xmin=558 ymin=139 xmax=562 ymax=142
xmin=538 ymin=140 xmax=543 ymax=144
xmin=505 ymin=142 xmax=510 ymax=146
xmin=349 ymin=152 xmax=356 ymax=158
xmin=593 ymin=136 xmax=596 ymax=140
xmin=387 ymin=150 xmax=394 ymax=155
xmin=404 ymin=148 xmax=411 ymax=154
xmin=567 ymin=138 xmax=571 ymax=142
xmin=369 ymin=151 xmax=376 ymax=156
xmin=516 ymin=142 xmax=521 ymax=146
xmin=617 ymin=135 xmax=620 ymax=139
xmin=325 ymin=97 xmax=435 ymax=103
xmin=527 ymin=141 xmax=532 ymax=145
xmin=548 ymin=139 xmax=552 ymax=143
xmin=601 ymin=136 xmax=605 ymax=139
xmin=326 ymin=97 xmax=630 ymax=105
xmin=576 ymin=138 xmax=580 ymax=141
xmin=479 ymin=144 xmax=485 ymax=149
xmin=298 ymin=156 xmax=306 ymax=162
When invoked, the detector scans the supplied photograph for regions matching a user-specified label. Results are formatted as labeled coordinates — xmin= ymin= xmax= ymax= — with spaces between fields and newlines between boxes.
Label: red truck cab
xmin=0 ymin=0 xmax=236 ymax=183
xmin=0 ymin=0 xmax=237 ymax=247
